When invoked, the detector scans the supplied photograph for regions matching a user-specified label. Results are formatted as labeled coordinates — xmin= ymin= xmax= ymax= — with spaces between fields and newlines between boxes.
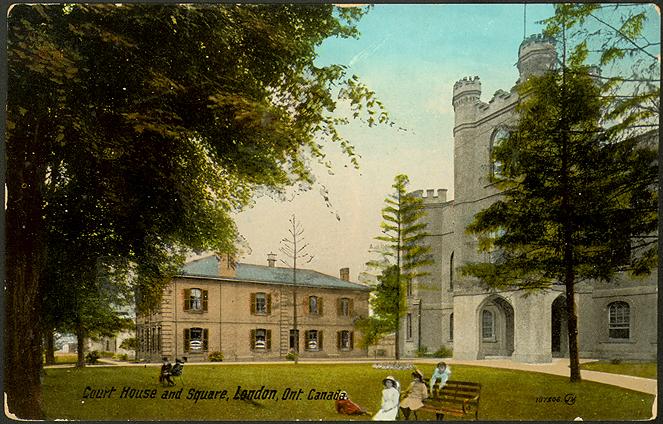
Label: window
xmin=406 ymin=313 xmax=412 ymax=340
xmin=449 ymin=313 xmax=454 ymax=341
xmin=251 ymin=292 xmax=271 ymax=315
xmin=488 ymin=228 xmax=506 ymax=264
xmin=306 ymin=330 xmax=323 ymax=351
xmin=491 ymin=128 xmax=509 ymax=179
xmin=251 ymin=329 xmax=272 ymax=350
xmin=308 ymin=296 xmax=323 ymax=315
xmin=184 ymin=327 xmax=208 ymax=353
xmin=482 ymin=310 xmax=494 ymax=340
xmin=338 ymin=298 xmax=352 ymax=317
xmin=337 ymin=330 xmax=354 ymax=350
xmin=183 ymin=288 xmax=208 ymax=312
xmin=449 ymin=252 xmax=454 ymax=291
xmin=608 ymin=302 xmax=630 ymax=340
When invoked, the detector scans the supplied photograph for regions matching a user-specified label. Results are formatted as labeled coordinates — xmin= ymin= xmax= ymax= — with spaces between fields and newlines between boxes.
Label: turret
xmin=517 ymin=34 xmax=557 ymax=82
xmin=452 ymin=76 xmax=482 ymax=127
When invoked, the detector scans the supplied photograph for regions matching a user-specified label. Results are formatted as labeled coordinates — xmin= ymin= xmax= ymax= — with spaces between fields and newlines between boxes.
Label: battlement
xmin=518 ymin=33 xmax=557 ymax=81
xmin=519 ymin=33 xmax=556 ymax=52
xmin=411 ymin=188 xmax=448 ymax=204
xmin=453 ymin=76 xmax=481 ymax=92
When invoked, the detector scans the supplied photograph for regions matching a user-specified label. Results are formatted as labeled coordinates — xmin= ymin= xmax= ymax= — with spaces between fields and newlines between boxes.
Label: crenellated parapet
xmin=411 ymin=188 xmax=448 ymax=204
xmin=452 ymin=76 xmax=481 ymax=107
xmin=518 ymin=33 xmax=557 ymax=81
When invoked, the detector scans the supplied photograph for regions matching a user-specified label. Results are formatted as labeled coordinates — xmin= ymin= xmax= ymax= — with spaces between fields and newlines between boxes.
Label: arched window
xmin=608 ymin=301 xmax=630 ymax=340
xmin=482 ymin=310 xmax=494 ymax=340
xmin=491 ymin=128 xmax=509 ymax=179
xmin=449 ymin=252 xmax=454 ymax=292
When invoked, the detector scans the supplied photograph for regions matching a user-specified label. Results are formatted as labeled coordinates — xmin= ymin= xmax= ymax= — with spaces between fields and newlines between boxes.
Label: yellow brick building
xmin=136 ymin=254 xmax=370 ymax=361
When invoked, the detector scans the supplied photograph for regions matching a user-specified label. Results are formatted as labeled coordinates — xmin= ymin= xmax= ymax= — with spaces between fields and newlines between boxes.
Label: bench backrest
xmin=427 ymin=379 xmax=481 ymax=402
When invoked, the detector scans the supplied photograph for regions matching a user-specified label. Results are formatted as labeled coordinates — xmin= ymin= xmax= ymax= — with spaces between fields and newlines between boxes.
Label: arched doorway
xmin=478 ymin=295 xmax=514 ymax=358
xmin=551 ymin=295 xmax=568 ymax=357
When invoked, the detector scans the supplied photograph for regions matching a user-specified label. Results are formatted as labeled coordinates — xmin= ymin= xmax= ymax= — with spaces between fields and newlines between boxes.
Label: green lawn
xmin=42 ymin=363 xmax=654 ymax=421
xmin=580 ymin=361 xmax=657 ymax=379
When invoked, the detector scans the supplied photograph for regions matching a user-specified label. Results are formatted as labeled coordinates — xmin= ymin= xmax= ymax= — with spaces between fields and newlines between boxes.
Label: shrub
xmin=208 ymin=351 xmax=224 ymax=362
xmin=285 ymin=351 xmax=299 ymax=361
xmin=415 ymin=346 xmax=429 ymax=358
xmin=113 ymin=353 xmax=129 ymax=361
xmin=85 ymin=351 xmax=100 ymax=364
xmin=610 ymin=358 xmax=623 ymax=365
xmin=100 ymin=351 xmax=114 ymax=358
xmin=434 ymin=346 xmax=453 ymax=358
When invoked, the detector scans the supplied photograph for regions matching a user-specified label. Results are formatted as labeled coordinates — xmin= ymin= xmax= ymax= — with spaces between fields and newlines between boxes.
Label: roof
xmin=180 ymin=255 xmax=370 ymax=292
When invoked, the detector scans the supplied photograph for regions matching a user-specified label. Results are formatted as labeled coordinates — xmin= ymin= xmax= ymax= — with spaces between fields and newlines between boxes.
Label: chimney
xmin=267 ymin=252 xmax=277 ymax=268
xmin=218 ymin=253 xmax=236 ymax=278
xmin=340 ymin=267 xmax=350 ymax=281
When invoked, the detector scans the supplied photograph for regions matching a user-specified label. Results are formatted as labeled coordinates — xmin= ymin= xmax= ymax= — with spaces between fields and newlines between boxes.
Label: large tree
xmin=364 ymin=174 xmax=432 ymax=359
xmin=5 ymin=4 xmax=389 ymax=418
xmin=461 ymin=62 xmax=657 ymax=382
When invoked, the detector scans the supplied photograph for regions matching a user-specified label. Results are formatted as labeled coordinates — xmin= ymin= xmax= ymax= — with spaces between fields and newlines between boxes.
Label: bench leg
xmin=436 ymin=413 xmax=445 ymax=420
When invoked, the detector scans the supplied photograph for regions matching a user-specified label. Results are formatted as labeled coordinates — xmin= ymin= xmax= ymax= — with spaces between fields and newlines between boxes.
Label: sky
xmin=232 ymin=3 xmax=659 ymax=281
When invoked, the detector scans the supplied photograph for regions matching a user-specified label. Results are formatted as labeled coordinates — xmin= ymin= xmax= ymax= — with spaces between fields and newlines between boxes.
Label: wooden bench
xmin=419 ymin=380 xmax=481 ymax=420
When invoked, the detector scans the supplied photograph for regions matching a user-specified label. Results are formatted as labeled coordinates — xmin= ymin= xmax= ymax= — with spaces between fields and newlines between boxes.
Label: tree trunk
xmin=76 ymin=325 xmax=86 ymax=367
xmin=564 ymin=278 xmax=581 ymax=382
xmin=4 ymin=126 xmax=47 ymax=419
xmin=44 ymin=328 xmax=56 ymax=366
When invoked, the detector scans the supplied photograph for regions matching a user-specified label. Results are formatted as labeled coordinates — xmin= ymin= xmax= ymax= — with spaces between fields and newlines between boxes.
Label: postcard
xmin=4 ymin=2 xmax=659 ymax=421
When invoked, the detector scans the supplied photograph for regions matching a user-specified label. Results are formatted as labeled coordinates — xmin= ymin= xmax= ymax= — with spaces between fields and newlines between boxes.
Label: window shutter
xmin=183 ymin=289 xmax=190 ymax=311
xmin=337 ymin=332 xmax=342 ymax=350
xmin=350 ymin=331 xmax=354 ymax=349
xmin=203 ymin=328 xmax=209 ymax=351
xmin=266 ymin=330 xmax=272 ymax=350
xmin=304 ymin=297 xmax=309 ymax=315
xmin=184 ymin=328 xmax=190 ymax=353
xmin=318 ymin=331 xmax=323 ymax=350
xmin=337 ymin=299 xmax=342 ymax=316
xmin=266 ymin=294 xmax=272 ymax=314
xmin=318 ymin=298 xmax=323 ymax=316
xmin=349 ymin=299 xmax=354 ymax=315
xmin=202 ymin=290 xmax=208 ymax=311
xmin=250 ymin=293 xmax=256 ymax=315
xmin=250 ymin=329 xmax=256 ymax=350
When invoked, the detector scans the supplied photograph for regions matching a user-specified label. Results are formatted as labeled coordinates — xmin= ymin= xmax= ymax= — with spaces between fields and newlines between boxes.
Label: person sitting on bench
xmin=159 ymin=357 xmax=173 ymax=385
xmin=400 ymin=369 xmax=428 ymax=420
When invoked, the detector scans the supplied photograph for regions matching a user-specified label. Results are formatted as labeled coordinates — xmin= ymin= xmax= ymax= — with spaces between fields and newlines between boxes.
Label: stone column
xmin=512 ymin=292 xmax=553 ymax=363
xmin=452 ymin=294 xmax=483 ymax=360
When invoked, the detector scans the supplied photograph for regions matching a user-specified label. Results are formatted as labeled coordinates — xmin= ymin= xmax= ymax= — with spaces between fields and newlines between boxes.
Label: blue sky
xmin=233 ymin=4 xmax=659 ymax=281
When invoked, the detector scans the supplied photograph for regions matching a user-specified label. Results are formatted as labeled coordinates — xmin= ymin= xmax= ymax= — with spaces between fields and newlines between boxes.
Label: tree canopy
xmin=5 ymin=4 xmax=388 ymax=418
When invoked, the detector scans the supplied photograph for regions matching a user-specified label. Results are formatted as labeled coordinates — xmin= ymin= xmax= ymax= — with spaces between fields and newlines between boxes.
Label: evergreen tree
xmin=461 ymin=61 xmax=657 ymax=382
xmin=365 ymin=174 xmax=432 ymax=359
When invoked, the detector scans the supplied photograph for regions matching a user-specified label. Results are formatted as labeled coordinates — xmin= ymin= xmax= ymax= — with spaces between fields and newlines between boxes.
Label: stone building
xmin=403 ymin=34 xmax=657 ymax=362
xmin=136 ymin=254 xmax=370 ymax=361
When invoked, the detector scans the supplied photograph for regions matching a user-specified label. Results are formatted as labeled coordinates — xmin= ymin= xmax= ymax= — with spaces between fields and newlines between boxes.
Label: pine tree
xmin=365 ymin=174 xmax=433 ymax=359
xmin=461 ymin=60 xmax=657 ymax=382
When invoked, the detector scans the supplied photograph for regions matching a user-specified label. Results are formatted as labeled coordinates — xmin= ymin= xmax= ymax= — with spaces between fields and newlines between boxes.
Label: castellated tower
xmin=517 ymin=34 xmax=557 ymax=82
xmin=452 ymin=76 xmax=482 ymax=128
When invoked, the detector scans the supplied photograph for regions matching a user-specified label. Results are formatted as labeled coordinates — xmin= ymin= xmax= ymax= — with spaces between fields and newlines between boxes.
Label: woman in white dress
xmin=372 ymin=376 xmax=400 ymax=421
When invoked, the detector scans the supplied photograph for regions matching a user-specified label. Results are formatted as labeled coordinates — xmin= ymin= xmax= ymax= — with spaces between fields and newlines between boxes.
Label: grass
xmin=580 ymin=361 xmax=657 ymax=379
xmin=42 ymin=363 xmax=654 ymax=421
